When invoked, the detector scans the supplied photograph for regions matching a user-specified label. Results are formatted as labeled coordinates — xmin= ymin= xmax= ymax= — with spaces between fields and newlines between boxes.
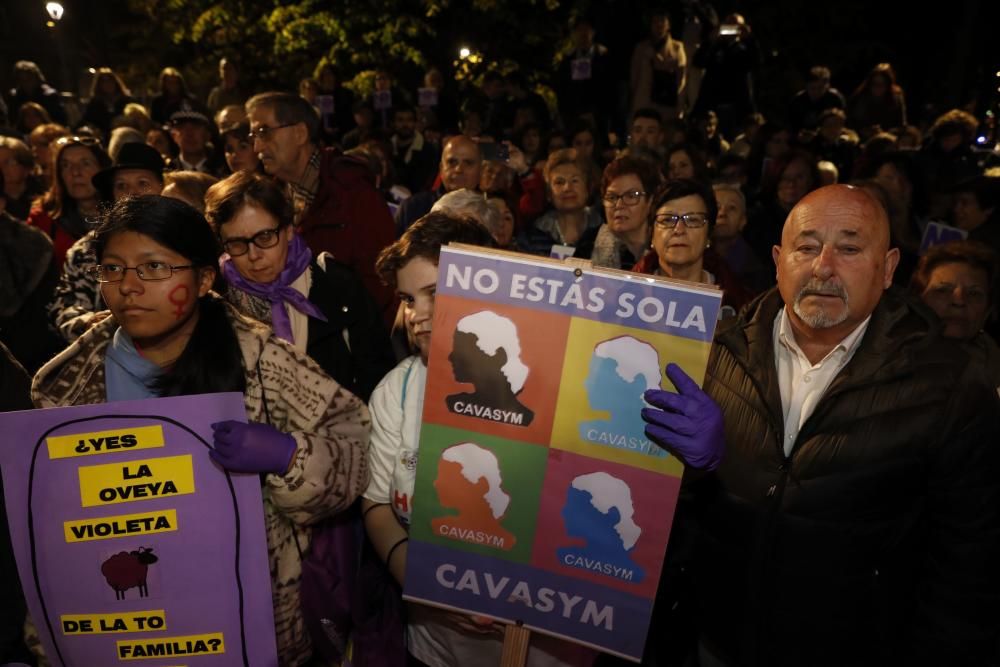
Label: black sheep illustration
xmin=100 ymin=547 xmax=158 ymax=600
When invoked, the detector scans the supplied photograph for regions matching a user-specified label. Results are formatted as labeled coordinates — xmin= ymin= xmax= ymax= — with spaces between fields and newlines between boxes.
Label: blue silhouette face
xmin=584 ymin=355 xmax=647 ymax=415
xmin=562 ymin=486 xmax=622 ymax=550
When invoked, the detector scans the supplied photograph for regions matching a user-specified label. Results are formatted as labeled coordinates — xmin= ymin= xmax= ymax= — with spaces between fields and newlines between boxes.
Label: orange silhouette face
xmin=434 ymin=459 xmax=488 ymax=511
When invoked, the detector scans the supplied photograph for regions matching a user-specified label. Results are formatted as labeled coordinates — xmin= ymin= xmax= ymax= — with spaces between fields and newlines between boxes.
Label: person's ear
xmin=293 ymin=122 xmax=310 ymax=148
xmin=883 ymin=247 xmax=900 ymax=288
xmin=197 ymin=266 xmax=216 ymax=297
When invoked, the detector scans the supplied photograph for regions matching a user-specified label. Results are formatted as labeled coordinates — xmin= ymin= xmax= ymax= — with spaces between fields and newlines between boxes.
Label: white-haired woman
xmin=446 ymin=310 xmax=534 ymax=426
xmin=430 ymin=188 xmax=503 ymax=242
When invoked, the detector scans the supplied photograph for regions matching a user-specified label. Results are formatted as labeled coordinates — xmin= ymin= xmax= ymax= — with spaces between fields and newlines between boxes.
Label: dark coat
xmin=224 ymin=254 xmax=395 ymax=403
xmin=301 ymin=255 xmax=395 ymax=402
xmin=0 ymin=212 xmax=61 ymax=373
xmin=297 ymin=148 xmax=397 ymax=327
xmin=685 ymin=287 xmax=1000 ymax=666
xmin=393 ymin=186 xmax=443 ymax=236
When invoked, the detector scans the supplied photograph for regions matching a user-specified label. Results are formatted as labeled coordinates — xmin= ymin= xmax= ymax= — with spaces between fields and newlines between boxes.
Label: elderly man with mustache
xmin=639 ymin=185 xmax=1000 ymax=666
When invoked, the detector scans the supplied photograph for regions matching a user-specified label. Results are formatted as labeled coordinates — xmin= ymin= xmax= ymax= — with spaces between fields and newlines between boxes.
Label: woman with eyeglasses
xmin=26 ymin=135 xmax=111 ymax=270
xmin=31 ymin=194 xmax=370 ymax=667
xmin=591 ymin=156 xmax=662 ymax=269
xmin=633 ymin=178 xmax=752 ymax=318
xmin=205 ymin=171 xmax=394 ymax=402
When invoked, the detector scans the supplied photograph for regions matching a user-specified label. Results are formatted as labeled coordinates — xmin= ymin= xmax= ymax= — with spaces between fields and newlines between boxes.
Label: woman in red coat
xmin=27 ymin=136 xmax=110 ymax=270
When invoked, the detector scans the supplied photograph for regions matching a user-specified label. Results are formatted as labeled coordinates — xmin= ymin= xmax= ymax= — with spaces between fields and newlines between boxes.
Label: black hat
xmin=169 ymin=109 xmax=212 ymax=127
xmin=219 ymin=120 xmax=250 ymax=140
xmin=92 ymin=142 xmax=166 ymax=199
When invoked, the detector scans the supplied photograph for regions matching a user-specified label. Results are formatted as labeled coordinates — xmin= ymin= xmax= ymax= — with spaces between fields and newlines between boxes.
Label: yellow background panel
xmin=550 ymin=318 xmax=710 ymax=475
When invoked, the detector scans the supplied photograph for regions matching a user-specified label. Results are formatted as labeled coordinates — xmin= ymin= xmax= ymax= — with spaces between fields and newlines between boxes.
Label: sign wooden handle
xmin=500 ymin=623 xmax=531 ymax=667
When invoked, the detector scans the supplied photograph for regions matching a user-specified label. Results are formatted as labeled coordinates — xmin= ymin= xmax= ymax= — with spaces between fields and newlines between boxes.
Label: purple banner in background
xmin=437 ymin=247 xmax=722 ymax=342
xmin=0 ymin=393 xmax=278 ymax=667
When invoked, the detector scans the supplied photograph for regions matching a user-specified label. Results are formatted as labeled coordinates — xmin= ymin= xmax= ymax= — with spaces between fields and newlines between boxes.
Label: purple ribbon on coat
xmin=220 ymin=233 xmax=327 ymax=343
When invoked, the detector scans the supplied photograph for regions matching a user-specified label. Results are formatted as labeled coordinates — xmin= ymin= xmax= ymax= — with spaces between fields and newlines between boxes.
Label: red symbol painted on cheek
xmin=167 ymin=285 xmax=190 ymax=320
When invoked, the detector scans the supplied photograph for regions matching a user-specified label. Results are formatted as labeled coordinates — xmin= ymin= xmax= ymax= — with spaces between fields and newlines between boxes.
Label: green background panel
xmin=410 ymin=423 xmax=548 ymax=563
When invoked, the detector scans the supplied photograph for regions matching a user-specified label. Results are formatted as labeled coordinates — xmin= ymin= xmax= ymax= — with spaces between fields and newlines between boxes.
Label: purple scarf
xmin=221 ymin=233 xmax=327 ymax=343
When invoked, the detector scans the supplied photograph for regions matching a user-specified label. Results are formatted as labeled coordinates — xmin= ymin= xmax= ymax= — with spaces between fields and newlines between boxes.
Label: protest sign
xmin=919 ymin=221 xmax=967 ymax=254
xmin=0 ymin=392 xmax=278 ymax=666
xmin=403 ymin=246 xmax=722 ymax=661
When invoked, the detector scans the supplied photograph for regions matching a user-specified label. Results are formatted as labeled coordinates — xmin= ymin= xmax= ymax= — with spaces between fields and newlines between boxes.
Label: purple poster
xmin=0 ymin=393 xmax=278 ymax=666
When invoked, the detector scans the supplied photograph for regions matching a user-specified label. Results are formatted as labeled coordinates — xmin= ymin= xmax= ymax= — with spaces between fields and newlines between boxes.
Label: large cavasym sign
xmin=0 ymin=392 xmax=278 ymax=666
xmin=403 ymin=246 xmax=722 ymax=662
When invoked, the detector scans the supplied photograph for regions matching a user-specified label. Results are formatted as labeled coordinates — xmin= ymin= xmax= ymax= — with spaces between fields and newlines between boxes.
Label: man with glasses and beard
xmin=639 ymin=185 xmax=1000 ymax=665
xmin=246 ymin=92 xmax=396 ymax=325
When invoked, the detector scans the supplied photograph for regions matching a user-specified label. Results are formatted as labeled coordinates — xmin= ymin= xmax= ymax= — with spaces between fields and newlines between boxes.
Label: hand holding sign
xmin=210 ymin=421 xmax=297 ymax=475
xmin=641 ymin=363 xmax=725 ymax=470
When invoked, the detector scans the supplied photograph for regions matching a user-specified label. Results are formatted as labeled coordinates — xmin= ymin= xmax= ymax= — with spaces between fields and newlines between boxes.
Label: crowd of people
xmin=2 ymin=6 xmax=1000 ymax=667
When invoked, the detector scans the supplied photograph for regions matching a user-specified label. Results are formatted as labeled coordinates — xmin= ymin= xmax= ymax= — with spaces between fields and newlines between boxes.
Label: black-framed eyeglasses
xmin=603 ymin=190 xmax=648 ymax=207
xmin=89 ymin=262 xmax=193 ymax=283
xmin=220 ymin=227 xmax=283 ymax=256
xmin=654 ymin=212 xmax=709 ymax=229
xmin=247 ymin=123 xmax=297 ymax=141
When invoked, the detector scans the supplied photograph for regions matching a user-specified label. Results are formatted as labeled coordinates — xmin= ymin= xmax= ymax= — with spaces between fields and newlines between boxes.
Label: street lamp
xmin=44 ymin=2 xmax=72 ymax=94
xmin=46 ymin=2 xmax=64 ymax=22
xmin=459 ymin=47 xmax=471 ymax=59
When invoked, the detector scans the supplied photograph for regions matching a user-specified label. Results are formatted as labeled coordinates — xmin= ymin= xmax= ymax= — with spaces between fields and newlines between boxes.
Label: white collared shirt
xmin=773 ymin=308 xmax=871 ymax=456
xmin=177 ymin=156 xmax=208 ymax=173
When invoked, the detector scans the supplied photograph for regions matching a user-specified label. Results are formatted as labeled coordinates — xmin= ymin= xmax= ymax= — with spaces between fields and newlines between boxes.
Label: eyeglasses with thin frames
xmin=89 ymin=262 xmax=193 ymax=283
xmin=602 ymin=190 xmax=648 ymax=207
xmin=247 ymin=123 xmax=297 ymax=142
xmin=220 ymin=227 xmax=283 ymax=256
xmin=653 ymin=212 xmax=709 ymax=229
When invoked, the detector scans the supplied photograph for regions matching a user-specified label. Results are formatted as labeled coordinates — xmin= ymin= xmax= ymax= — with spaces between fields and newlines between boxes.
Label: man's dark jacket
xmin=685 ymin=287 xmax=1000 ymax=666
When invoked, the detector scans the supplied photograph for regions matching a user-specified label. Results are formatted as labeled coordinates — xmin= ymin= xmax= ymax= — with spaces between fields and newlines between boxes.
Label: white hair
xmin=441 ymin=442 xmax=510 ymax=519
xmin=711 ymin=181 xmax=746 ymax=215
xmin=432 ymin=189 xmax=502 ymax=238
xmin=456 ymin=311 xmax=530 ymax=393
xmin=593 ymin=336 xmax=661 ymax=391
xmin=571 ymin=472 xmax=641 ymax=550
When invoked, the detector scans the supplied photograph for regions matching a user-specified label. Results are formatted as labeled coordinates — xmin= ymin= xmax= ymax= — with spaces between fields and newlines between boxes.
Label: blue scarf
xmin=105 ymin=327 xmax=162 ymax=402
xmin=219 ymin=233 xmax=327 ymax=343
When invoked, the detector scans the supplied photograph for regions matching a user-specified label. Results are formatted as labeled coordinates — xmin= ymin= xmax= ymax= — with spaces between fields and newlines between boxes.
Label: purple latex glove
xmin=210 ymin=420 xmax=297 ymax=475
xmin=641 ymin=363 xmax=725 ymax=471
